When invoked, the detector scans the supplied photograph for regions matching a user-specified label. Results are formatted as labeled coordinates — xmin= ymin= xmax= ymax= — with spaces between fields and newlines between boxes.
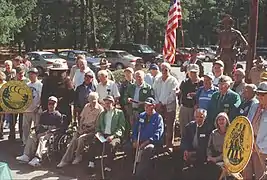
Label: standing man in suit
xmin=207 ymin=75 xmax=241 ymax=130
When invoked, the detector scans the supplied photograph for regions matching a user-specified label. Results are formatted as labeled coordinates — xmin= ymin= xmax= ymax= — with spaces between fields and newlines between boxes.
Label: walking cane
xmin=133 ymin=123 xmax=142 ymax=174
xmin=101 ymin=142 xmax=106 ymax=180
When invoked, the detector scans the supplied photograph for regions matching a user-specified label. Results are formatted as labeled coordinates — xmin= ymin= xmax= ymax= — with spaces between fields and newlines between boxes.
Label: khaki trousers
xmin=242 ymin=152 xmax=267 ymax=180
xmin=60 ymin=132 xmax=92 ymax=163
xmin=24 ymin=133 xmax=51 ymax=159
xmin=179 ymin=105 xmax=194 ymax=137
xmin=22 ymin=112 xmax=40 ymax=145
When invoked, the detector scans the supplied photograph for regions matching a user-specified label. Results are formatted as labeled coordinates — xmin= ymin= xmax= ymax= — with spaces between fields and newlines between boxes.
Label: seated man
xmin=180 ymin=108 xmax=211 ymax=180
xmin=132 ymin=97 xmax=164 ymax=180
xmin=87 ymin=95 xmax=126 ymax=172
xmin=57 ymin=92 xmax=104 ymax=167
xmin=16 ymin=96 xmax=63 ymax=167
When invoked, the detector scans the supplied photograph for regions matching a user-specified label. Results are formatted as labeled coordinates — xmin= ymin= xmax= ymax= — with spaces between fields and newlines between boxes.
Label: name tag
xmin=200 ymin=134 xmax=206 ymax=138
xmin=143 ymin=90 xmax=147 ymax=94
xmin=224 ymin=104 xmax=229 ymax=107
xmin=240 ymin=109 xmax=244 ymax=114
xmin=208 ymin=94 xmax=212 ymax=98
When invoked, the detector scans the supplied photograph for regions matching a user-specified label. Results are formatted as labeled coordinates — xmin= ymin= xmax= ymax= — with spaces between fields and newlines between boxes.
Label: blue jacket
xmin=132 ymin=112 xmax=164 ymax=144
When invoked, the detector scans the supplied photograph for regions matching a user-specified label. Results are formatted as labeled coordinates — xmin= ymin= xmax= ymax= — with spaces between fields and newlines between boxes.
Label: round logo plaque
xmin=223 ymin=116 xmax=254 ymax=173
xmin=0 ymin=81 xmax=32 ymax=113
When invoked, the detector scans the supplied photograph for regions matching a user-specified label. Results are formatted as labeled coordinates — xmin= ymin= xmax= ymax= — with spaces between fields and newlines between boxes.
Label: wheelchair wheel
xmin=57 ymin=133 xmax=73 ymax=156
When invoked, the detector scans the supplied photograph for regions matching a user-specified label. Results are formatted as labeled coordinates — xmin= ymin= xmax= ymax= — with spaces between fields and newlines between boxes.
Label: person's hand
xmin=106 ymin=135 xmax=114 ymax=143
xmin=207 ymin=156 xmax=216 ymax=163
xmin=128 ymin=98 xmax=133 ymax=103
xmin=183 ymin=150 xmax=189 ymax=161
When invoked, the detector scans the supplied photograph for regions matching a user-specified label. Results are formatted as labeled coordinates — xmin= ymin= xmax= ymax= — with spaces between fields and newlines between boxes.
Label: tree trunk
xmin=114 ymin=0 xmax=121 ymax=43
xmin=263 ymin=1 xmax=267 ymax=46
xmin=80 ymin=0 xmax=86 ymax=49
xmin=143 ymin=9 xmax=148 ymax=44
xmin=89 ymin=0 xmax=97 ymax=49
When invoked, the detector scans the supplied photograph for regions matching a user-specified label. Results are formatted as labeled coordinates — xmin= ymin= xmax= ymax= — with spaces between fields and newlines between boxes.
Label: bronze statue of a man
xmin=217 ymin=15 xmax=248 ymax=75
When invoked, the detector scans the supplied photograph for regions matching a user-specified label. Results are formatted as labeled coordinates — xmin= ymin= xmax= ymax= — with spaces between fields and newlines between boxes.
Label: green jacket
xmin=125 ymin=82 xmax=153 ymax=113
xmin=119 ymin=79 xmax=135 ymax=106
xmin=207 ymin=89 xmax=241 ymax=130
xmin=96 ymin=108 xmax=126 ymax=138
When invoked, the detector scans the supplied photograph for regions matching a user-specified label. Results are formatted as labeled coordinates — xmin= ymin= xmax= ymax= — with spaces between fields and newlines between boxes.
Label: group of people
xmin=0 ymin=51 xmax=267 ymax=180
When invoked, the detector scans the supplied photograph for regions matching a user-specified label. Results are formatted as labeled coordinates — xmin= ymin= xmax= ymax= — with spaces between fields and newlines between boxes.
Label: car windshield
xmin=139 ymin=45 xmax=155 ymax=53
xmin=77 ymin=52 xmax=92 ymax=57
xmin=119 ymin=51 xmax=131 ymax=56
xmin=41 ymin=54 xmax=59 ymax=59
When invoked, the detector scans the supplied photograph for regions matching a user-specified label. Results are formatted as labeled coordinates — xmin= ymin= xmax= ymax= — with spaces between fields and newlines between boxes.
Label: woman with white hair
xmin=4 ymin=60 xmax=16 ymax=81
xmin=57 ymin=92 xmax=104 ymax=167
xmin=206 ymin=112 xmax=230 ymax=180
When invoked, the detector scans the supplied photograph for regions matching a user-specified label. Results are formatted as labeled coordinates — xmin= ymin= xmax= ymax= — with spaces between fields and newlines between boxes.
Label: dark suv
xmin=110 ymin=43 xmax=163 ymax=67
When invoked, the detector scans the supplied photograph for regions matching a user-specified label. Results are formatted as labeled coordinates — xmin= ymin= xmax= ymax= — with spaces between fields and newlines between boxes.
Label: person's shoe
xmin=72 ymin=156 xmax=82 ymax=165
xmin=8 ymin=135 xmax=15 ymax=141
xmin=88 ymin=161 xmax=95 ymax=168
xmin=16 ymin=154 xmax=30 ymax=162
xmin=57 ymin=161 xmax=68 ymax=168
xmin=0 ymin=134 xmax=3 ymax=140
xmin=28 ymin=157 xmax=41 ymax=167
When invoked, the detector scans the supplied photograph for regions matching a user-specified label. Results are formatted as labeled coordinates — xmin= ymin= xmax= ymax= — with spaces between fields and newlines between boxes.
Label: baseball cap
xmin=149 ymin=64 xmax=159 ymax=71
xmin=213 ymin=60 xmax=224 ymax=67
xmin=144 ymin=97 xmax=156 ymax=105
xmin=234 ymin=68 xmax=245 ymax=77
xmin=15 ymin=66 xmax=25 ymax=74
xmin=103 ymin=95 xmax=115 ymax=103
xmin=124 ymin=67 xmax=134 ymax=74
xmin=48 ymin=96 xmax=58 ymax=103
xmin=245 ymin=84 xmax=257 ymax=92
xmin=219 ymin=75 xmax=232 ymax=84
xmin=204 ymin=72 xmax=215 ymax=80
xmin=257 ymin=82 xmax=267 ymax=93
xmin=85 ymin=71 xmax=94 ymax=78
xmin=188 ymin=64 xmax=199 ymax=72
xmin=28 ymin=67 xmax=39 ymax=74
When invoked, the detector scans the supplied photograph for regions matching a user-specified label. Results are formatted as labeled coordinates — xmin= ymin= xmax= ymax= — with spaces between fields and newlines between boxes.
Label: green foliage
xmin=0 ymin=0 xmax=267 ymax=48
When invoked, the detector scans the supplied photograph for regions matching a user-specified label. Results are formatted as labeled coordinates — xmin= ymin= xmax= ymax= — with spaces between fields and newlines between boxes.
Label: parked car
xmin=110 ymin=43 xmax=163 ymax=67
xmin=58 ymin=49 xmax=99 ymax=72
xmin=96 ymin=50 xmax=141 ymax=70
xmin=175 ymin=48 xmax=191 ymax=66
xmin=198 ymin=47 xmax=216 ymax=62
xmin=27 ymin=51 xmax=67 ymax=75
xmin=256 ymin=47 xmax=267 ymax=59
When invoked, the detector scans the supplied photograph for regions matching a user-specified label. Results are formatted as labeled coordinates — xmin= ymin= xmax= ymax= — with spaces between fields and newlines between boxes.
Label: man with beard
xmin=41 ymin=61 xmax=74 ymax=129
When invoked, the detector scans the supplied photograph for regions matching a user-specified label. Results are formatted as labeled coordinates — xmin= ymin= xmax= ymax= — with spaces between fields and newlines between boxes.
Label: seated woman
xmin=206 ymin=112 xmax=230 ymax=180
xmin=57 ymin=92 xmax=104 ymax=167
xmin=16 ymin=96 xmax=63 ymax=167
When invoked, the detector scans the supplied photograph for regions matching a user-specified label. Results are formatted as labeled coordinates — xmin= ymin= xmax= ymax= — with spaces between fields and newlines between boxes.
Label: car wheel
xmin=36 ymin=66 xmax=44 ymax=76
xmin=176 ymin=60 xmax=182 ymax=67
xmin=145 ymin=61 xmax=151 ymax=68
xmin=115 ymin=63 xmax=124 ymax=70
xmin=204 ymin=56 xmax=210 ymax=62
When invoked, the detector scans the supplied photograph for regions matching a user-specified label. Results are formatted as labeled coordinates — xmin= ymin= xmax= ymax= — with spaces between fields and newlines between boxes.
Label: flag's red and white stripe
xmin=163 ymin=0 xmax=182 ymax=64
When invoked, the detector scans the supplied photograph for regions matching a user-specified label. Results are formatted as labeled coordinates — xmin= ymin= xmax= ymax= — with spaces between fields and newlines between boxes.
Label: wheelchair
xmin=43 ymin=116 xmax=77 ymax=163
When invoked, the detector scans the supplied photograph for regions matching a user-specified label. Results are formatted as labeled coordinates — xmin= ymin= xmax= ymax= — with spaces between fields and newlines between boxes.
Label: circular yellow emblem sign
xmin=0 ymin=81 xmax=32 ymax=113
xmin=223 ymin=116 xmax=254 ymax=173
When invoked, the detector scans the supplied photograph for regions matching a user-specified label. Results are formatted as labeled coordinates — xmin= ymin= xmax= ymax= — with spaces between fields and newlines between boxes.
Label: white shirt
xmin=144 ymin=72 xmax=162 ymax=86
xmin=153 ymin=75 xmax=179 ymax=111
xmin=213 ymin=75 xmax=222 ymax=86
xmin=104 ymin=110 xmax=114 ymax=134
xmin=73 ymin=67 xmax=97 ymax=90
xmin=96 ymin=80 xmax=120 ymax=104
xmin=25 ymin=80 xmax=43 ymax=112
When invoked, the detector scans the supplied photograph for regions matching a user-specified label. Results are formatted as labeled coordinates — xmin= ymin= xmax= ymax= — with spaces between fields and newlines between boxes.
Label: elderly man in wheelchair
xmin=16 ymin=96 xmax=64 ymax=167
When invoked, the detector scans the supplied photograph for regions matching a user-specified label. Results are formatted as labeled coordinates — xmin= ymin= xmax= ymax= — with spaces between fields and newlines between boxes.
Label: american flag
xmin=163 ymin=0 xmax=182 ymax=64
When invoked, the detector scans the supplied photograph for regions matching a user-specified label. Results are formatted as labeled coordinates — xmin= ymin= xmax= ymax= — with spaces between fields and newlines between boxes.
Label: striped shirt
xmin=196 ymin=86 xmax=218 ymax=110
